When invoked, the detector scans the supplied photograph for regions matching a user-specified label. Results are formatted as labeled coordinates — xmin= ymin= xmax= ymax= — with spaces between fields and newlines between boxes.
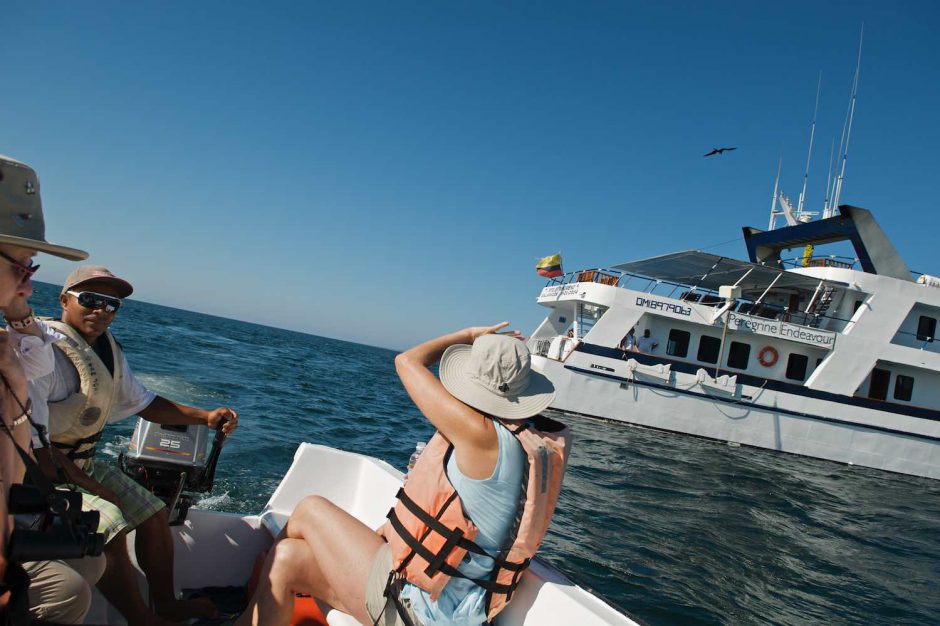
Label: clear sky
xmin=3 ymin=1 xmax=938 ymax=349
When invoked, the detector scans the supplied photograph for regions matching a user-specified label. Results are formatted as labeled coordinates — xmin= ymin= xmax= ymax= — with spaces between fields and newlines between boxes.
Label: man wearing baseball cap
xmin=21 ymin=263 xmax=239 ymax=623
xmin=0 ymin=153 xmax=104 ymax=626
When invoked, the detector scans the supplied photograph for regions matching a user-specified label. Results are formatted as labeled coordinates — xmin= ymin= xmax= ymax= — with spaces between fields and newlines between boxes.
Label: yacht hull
xmin=534 ymin=353 xmax=940 ymax=480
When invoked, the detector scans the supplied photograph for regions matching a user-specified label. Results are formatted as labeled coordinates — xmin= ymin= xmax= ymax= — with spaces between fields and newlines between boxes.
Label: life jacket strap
xmin=396 ymin=488 xmax=490 ymax=558
xmin=52 ymin=430 xmax=104 ymax=459
xmin=67 ymin=447 xmax=98 ymax=460
xmin=388 ymin=587 xmax=419 ymax=626
xmin=387 ymin=508 xmax=516 ymax=595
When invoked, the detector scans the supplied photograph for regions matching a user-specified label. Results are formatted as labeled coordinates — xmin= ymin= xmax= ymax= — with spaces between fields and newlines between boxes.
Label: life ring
xmin=758 ymin=346 xmax=779 ymax=367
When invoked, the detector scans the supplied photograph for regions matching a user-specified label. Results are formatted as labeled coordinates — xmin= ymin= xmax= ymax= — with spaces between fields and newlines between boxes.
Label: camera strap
xmin=0 ymin=422 xmax=59 ymax=501
xmin=0 ymin=373 xmax=60 ymax=497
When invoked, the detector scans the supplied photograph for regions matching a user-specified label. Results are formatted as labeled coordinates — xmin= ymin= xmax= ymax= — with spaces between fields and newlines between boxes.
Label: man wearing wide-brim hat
xmin=0 ymin=154 xmax=101 ymax=626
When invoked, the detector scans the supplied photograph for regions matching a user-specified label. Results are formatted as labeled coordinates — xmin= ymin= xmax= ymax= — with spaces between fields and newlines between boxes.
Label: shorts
xmin=364 ymin=544 xmax=423 ymax=626
xmin=85 ymin=457 xmax=166 ymax=530
xmin=24 ymin=555 xmax=107 ymax=624
xmin=80 ymin=492 xmax=128 ymax=545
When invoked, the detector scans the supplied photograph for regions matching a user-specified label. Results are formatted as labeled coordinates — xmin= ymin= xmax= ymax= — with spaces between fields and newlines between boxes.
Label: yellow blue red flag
xmin=536 ymin=253 xmax=563 ymax=278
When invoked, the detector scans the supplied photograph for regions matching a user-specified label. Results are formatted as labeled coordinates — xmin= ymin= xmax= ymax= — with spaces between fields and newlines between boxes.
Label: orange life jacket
xmin=380 ymin=415 xmax=571 ymax=622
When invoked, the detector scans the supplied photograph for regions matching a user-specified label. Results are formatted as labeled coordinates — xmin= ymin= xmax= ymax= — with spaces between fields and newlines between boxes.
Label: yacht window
xmin=916 ymin=316 xmax=936 ymax=342
xmin=576 ymin=303 xmax=608 ymax=338
xmin=697 ymin=336 xmax=721 ymax=364
xmin=854 ymin=299 xmax=864 ymax=313
xmin=868 ymin=368 xmax=890 ymax=401
xmin=894 ymin=375 xmax=914 ymax=402
xmin=785 ymin=354 xmax=808 ymax=381
xmin=666 ymin=329 xmax=691 ymax=358
xmin=727 ymin=342 xmax=750 ymax=369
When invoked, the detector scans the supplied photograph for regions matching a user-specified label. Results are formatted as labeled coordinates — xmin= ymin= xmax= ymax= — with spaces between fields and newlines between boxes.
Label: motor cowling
xmin=119 ymin=419 xmax=227 ymax=525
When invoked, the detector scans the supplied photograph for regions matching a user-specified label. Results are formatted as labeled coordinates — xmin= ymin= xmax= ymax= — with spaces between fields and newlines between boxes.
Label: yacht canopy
xmin=613 ymin=251 xmax=844 ymax=292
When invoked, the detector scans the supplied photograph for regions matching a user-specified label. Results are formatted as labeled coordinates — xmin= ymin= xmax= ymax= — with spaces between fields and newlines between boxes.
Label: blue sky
xmin=3 ymin=1 xmax=938 ymax=349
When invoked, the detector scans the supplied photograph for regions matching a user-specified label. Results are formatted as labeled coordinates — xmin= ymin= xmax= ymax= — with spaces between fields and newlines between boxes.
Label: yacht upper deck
xmin=538 ymin=250 xmax=858 ymax=335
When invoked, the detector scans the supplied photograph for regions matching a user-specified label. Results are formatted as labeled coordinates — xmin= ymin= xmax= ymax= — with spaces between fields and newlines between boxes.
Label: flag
xmin=536 ymin=253 xmax=563 ymax=278
xmin=801 ymin=244 xmax=814 ymax=267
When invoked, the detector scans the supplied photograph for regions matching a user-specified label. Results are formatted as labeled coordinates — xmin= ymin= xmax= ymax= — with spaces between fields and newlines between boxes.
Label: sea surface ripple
xmin=29 ymin=282 xmax=940 ymax=625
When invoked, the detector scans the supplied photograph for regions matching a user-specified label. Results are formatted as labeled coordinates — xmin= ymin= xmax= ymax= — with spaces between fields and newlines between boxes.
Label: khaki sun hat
xmin=0 ymin=155 xmax=88 ymax=260
xmin=439 ymin=334 xmax=555 ymax=420
xmin=62 ymin=265 xmax=133 ymax=298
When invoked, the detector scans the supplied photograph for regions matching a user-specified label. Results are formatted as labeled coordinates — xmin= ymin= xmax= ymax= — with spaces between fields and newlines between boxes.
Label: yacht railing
xmin=544 ymin=268 xmax=855 ymax=332
xmin=780 ymin=255 xmax=859 ymax=270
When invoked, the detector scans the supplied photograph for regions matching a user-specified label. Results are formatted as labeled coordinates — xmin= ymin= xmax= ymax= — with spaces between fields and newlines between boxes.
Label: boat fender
xmin=758 ymin=346 xmax=779 ymax=367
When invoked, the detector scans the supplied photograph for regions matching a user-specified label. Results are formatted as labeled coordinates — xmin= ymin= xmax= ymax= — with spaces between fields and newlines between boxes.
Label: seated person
xmin=236 ymin=322 xmax=569 ymax=626
xmin=16 ymin=265 xmax=239 ymax=624
xmin=0 ymin=154 xmax=105 ymax=625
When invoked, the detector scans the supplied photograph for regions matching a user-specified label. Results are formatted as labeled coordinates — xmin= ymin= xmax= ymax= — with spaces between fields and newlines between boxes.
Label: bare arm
xmin=138 ymin=395 xmax=238 ymax=435
xmin=0 ymin=329 xmax=30 ymax=594
xmin=33 ymin=446 xmax=120 ymax=506
xmin=394 ymin=322 xmax=515 ymax=480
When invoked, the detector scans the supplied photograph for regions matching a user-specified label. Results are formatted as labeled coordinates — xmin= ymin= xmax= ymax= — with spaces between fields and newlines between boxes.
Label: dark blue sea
xmin=29 ymin=281 xmax=940 ymax=625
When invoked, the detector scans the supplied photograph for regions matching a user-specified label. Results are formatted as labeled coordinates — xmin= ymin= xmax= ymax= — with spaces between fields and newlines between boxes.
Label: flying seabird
xmin=704 ymin=147 xmax=737 ymax=157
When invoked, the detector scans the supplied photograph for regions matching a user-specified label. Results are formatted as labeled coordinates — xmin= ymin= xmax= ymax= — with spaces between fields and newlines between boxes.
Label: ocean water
xmin=27 ymin=281 xmax=940 ymax=625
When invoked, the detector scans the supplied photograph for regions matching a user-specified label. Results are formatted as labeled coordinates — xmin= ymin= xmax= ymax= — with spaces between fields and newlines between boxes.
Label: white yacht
xmin=528 ymin=205 xmax=940 ymax=480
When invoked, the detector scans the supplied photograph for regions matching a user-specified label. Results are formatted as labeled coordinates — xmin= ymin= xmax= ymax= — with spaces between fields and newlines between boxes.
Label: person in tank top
xmin=236 ymin=322 xmax=556 ymax=626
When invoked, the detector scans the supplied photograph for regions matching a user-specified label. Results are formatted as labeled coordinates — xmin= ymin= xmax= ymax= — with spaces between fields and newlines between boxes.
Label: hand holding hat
xmin=465 ymin=321 xmax=525 ymax=344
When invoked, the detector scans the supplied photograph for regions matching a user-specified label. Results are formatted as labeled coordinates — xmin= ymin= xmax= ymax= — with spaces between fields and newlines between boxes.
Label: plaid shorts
xmin=79 ymin=492 xmax=128 ymax=545
xmin=84 ymin=457 xmax=166 ymax=531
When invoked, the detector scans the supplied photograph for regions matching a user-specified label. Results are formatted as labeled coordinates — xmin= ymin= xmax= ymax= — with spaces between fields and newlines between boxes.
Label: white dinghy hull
xmin=84 ymin=443 xmax=638 ymax=625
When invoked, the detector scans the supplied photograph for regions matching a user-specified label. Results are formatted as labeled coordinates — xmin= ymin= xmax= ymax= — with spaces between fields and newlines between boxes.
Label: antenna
xmin=826 ymin=91 xmax=851 ymax=218
xmin=831 ymin=23 xmax=864 ymax=214
xmin=768 ymin=156 xmax=782 ymax=230
xmin=823 ymin=138 xmax=835 ymax=214
xmin=797 ymin=71 xmax=822 ymax=219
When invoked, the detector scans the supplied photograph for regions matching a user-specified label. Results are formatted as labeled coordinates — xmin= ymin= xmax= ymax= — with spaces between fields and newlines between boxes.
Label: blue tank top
xmin=400 ymin=421 xmax=526 ymax=626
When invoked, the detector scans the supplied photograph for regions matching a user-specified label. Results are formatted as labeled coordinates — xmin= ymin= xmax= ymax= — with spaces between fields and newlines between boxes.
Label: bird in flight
xmin=704 ymin=147 xmax=737 ymax=157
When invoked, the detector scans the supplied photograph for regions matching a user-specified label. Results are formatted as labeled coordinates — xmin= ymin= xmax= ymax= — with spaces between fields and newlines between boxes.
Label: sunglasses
xmin=0 ymin=250 xmax=39 ymax=285
xmin=67 ymin=290 xmax=122 ymax=313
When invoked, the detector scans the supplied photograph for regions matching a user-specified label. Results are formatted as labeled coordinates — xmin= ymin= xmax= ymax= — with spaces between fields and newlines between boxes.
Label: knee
xmin=29 ymin=563 xmax=93 ymax=624
xmin=299 ymin=495 xmax=331 ymax=514
xmin=289 ymin=495 xmax=334 ymax=530
xmin=141 ymin=507 xmax=169 ymax=531
xmin=105 ymin=530 xmax=129 ymax=555
xmin=297 ymin=495 xmax=338 ymax=521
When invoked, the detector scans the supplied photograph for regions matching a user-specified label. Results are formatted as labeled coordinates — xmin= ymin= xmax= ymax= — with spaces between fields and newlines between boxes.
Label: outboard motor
xmin=119 ymin=420 xmax=227 ymax=525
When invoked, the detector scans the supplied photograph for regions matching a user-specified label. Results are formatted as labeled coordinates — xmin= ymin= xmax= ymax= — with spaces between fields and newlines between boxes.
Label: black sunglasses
xmin=67 ymin=290 xmax=122 ymax=313
xmin=0 ymin=250 xmax=39 ymax=285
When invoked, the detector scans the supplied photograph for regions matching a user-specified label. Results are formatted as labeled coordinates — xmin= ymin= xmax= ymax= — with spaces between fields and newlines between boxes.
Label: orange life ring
xmin=758 ymin=346 xmax=779 ymax=367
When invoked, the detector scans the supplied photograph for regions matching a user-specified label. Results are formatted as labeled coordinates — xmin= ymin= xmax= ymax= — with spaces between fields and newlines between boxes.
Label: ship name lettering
xmin=635 ymin=297 xmax=691 ymax=316
xmin=779 ymin=324 xmax=834 ymax=346
xmin=728 ymin=313 xmax=778 ymax=335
